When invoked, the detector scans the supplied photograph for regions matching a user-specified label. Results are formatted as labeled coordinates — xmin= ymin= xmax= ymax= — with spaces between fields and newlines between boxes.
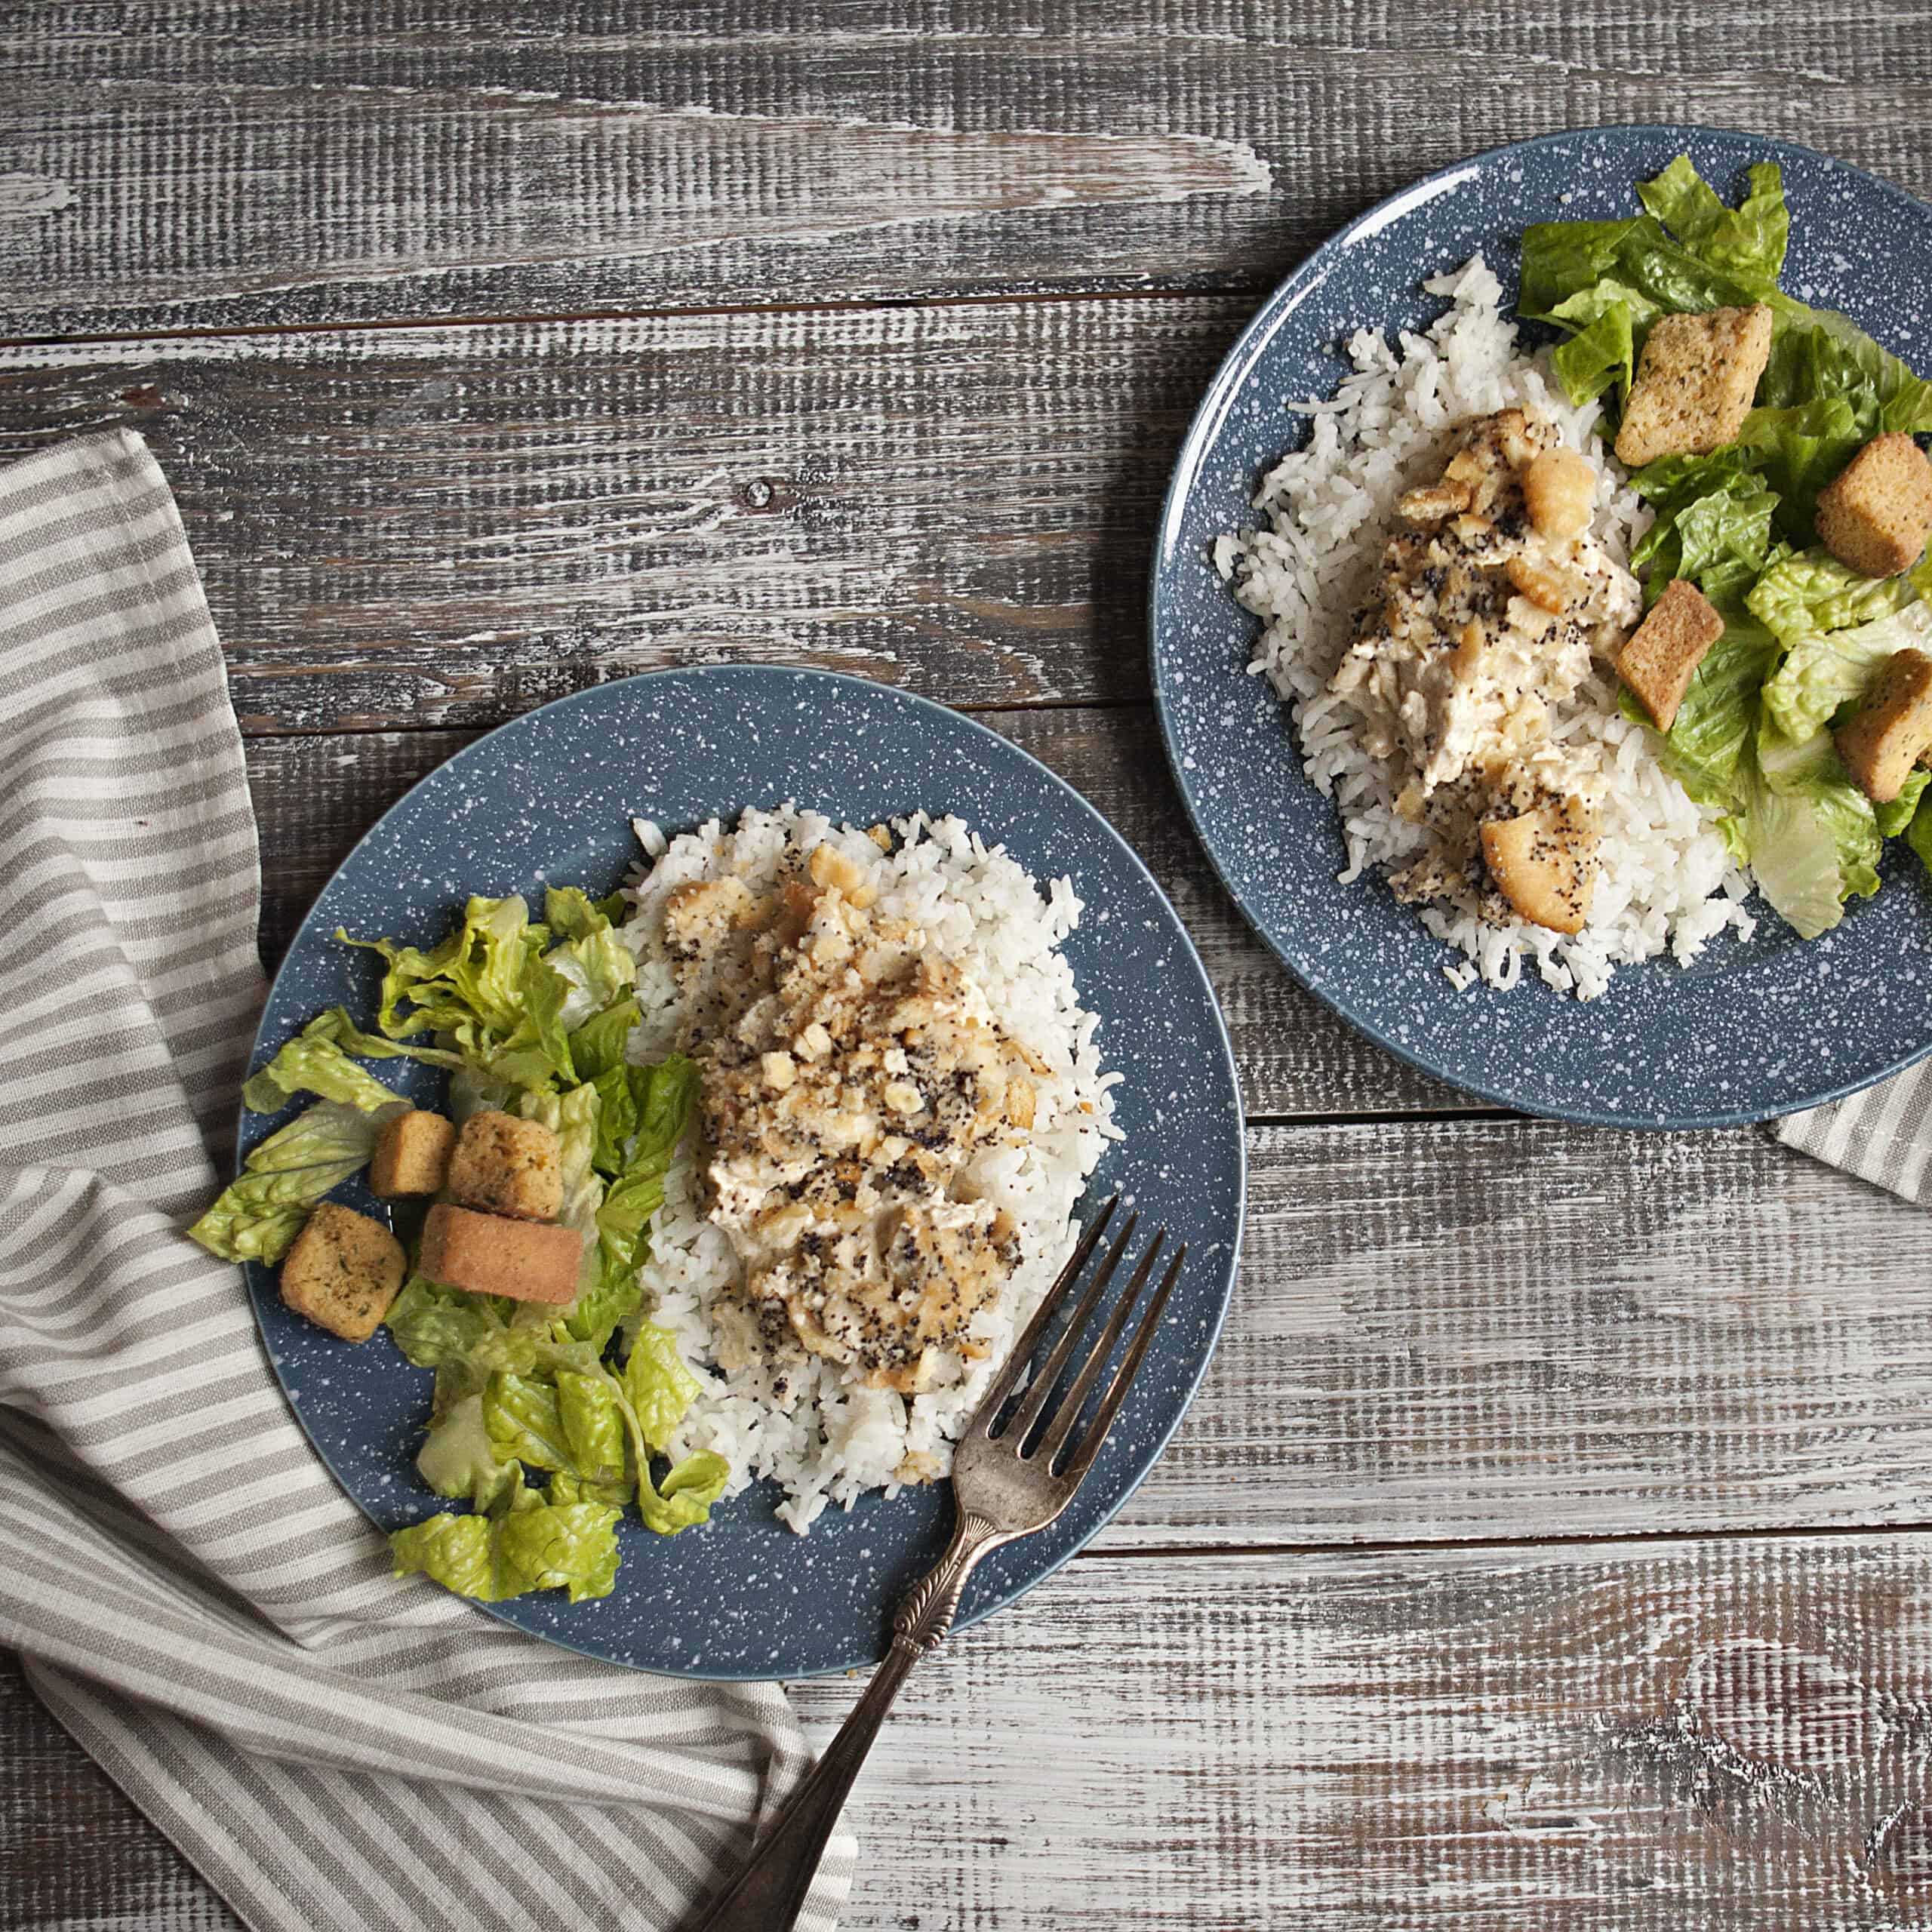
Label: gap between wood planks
xmin=1078 ymin=1515 xmax=1932 ymax=1564
xmin=0 ymin=278 xmax=1256 ymax=358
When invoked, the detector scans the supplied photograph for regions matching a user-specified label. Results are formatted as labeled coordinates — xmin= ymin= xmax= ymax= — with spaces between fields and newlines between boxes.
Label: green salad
xmin=189 ymin=886 xmax=728 ymax=1605
xmin=1525 ymin=155 xmax=1932 ymax=937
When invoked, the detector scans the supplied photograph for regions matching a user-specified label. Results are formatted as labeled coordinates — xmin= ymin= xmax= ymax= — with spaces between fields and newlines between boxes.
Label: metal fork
xmin=689 ymin=1196 xmax=1183 ymax=1932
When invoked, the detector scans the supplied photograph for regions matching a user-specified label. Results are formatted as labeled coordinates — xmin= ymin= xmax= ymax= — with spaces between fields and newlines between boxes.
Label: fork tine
xmin=968 ymin=1195 xmax=1118 ymax=1435
xmin=1060 ymin=1243 xmax=1186 ymax=1483
xmin=1031 ymin=1230 xmax=1165 ymax=1469
xmin=994 ymin=1211 xmax=1139 ymax=1446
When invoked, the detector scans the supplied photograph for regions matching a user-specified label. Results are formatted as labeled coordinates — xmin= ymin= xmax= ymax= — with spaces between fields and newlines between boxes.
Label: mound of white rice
xmin=1213 ymin=254 xmax=1757 ymax=999
xmin=618 ymin=805 xmax=1119 ymax=1534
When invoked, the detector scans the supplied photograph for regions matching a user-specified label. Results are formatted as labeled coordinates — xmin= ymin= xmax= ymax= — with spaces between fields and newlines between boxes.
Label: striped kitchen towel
xmin=1777 ymin=1070 xmax=1932 ymax=1202
xmin=0 ymin=430 xmax=853 ymax=1932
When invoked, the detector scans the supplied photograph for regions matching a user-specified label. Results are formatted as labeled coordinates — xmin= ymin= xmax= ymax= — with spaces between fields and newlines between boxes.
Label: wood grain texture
xmin=0 ymin=1657 xmax=238 ymax=1932
xmin=0 ymin=297 xmax=1247 ymax=726
xmin=799 ymin=1536 xmax=1932 ymax=1930
xmin=5 ymin=2 xmax=1932 ymax=334
xmin=1112 ymin=1119 xmax=1932 ymax=1547
xmin=20 ymin=1534 xmax=1932 ymax=1930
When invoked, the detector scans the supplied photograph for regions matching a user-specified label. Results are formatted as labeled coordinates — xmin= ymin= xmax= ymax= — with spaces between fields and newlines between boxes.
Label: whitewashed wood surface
xmin=8 ymin=6 xmax=1932 ymax=1928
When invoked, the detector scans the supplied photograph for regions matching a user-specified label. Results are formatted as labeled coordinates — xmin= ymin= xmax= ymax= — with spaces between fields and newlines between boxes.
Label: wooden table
xmin=7 ymin=8 xmax=1932 ymax=1927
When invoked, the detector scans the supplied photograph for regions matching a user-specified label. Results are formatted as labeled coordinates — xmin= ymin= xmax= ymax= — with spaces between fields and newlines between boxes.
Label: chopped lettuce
xmin=206 ymin=866 xmax=726 ymax=1607
xmin=1757 ymin=568 xmax=1932 ymax=743
xmin=1629 ymin=457 xmax=1777 ymax=608
xmin=186 ymin=1096 xmax=408 ymax=1263
xmin=1910 ymin=792 xmax=1932 ymax=877
xmin=1530 ymin=153 xmax=1932 ymax=939
xmin=624 ymin=1321 xmax=704 ymax=1454
xmin=1635 ymin=155 xmax=1789 ymax=286
xmin=1549 ymin=295 xmax=1636 ymax=408
xmin=241 ymin=1013 xmax=429 ymax=1115
xmin=1741 ymin=729 xmax=1882 ymax=937
xmin=391 ymin=1497 xmax=620 ymax=1604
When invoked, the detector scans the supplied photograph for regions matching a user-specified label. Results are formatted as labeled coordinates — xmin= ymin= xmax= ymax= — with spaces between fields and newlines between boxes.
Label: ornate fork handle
xmin=688 ymin=1511 xmax=1009 ymax=1932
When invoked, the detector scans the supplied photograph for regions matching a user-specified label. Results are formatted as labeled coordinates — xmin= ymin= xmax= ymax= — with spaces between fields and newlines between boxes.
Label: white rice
xmin=618 ymin=806 xmax=1118 ymax=1533
xmin=1214 ymin=254 xmax=1757 ymax=999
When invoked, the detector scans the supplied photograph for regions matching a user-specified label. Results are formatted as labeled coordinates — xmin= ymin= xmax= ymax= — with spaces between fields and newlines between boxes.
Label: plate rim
xmin=1149 ymin=120 xmax=1932 ymax=1131
xmin=241 ymin=661 xmax=1247 ymax=1678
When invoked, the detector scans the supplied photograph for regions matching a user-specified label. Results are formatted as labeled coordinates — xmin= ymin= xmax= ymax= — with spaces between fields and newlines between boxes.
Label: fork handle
xmin=688 ymin=1511 xmax=1004 ymax=1932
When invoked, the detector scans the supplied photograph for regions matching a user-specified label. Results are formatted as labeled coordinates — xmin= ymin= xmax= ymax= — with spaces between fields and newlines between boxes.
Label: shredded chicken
xmin=1327 ymin=408 xmax=1639 ymax=930
xmin=664 ymin=844 xmax=1046 ymax=1396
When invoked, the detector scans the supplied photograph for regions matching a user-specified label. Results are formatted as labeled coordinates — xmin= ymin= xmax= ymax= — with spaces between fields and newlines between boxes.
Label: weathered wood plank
xmin=242 ymin=712 xmax=1460 ymax=1118
xmin=5 ymin=2 xmax=1932 ymax=334
xmin=0 ymin=298 xmax=1248 ymax=726
xmin=0 ymin=1655 xmax=238 ymax=1932
xmin=1111 ymin=1118 xmax=1932 ymax=1546
xmin=18 ymin=1532 xmax=1932 ymax=1929
xmin=805 ymin=1536 xmax=1932 ymax=1929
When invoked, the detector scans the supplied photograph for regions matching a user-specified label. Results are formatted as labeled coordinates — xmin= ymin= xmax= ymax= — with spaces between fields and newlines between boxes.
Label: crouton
xmin=1480 ymin=796 xmax=1597 ymax=935
xmin=1834 ymin=647 xmax=1932 ymax=803
xmin=369 ymin=1109 xmax=456 ymax=1198
xmin=1619 ymin=579 xmax=1727 ymax=731
xmin=445 ymin=1109 xmax=564 ymax=1221
xmin=420 ymin=1203 xmax=583 ymax=1306
xmin=280 ymin=1201 xmax=406 ymax=1342
xmin=1614 ymin=305 xmax=1774 ymax=468
xmin=1522 ymin=448 xmax=1596 ymax=540
xmin=1817 ymin=433 xmax=1932 ymax=580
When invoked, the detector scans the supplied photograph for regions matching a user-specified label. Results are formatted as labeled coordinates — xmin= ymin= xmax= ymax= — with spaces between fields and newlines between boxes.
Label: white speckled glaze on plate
xmin=1152 ymin=125 xmax=1932 ymax=1128
xmin=242 ymin=665 xmax=1245 ymax=1679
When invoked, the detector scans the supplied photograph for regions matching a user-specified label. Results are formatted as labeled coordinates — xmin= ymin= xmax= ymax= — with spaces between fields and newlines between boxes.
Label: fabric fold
xmin=0 ymin=429 xmax=851 ymax=1932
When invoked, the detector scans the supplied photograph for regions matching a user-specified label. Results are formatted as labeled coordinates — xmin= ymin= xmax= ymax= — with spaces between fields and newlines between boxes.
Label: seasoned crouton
xmin=1817 ymin=433 xmax=1932 ymax=579
xmin=1835 ymin=647 xmax=1932 ymax=803
xmin=1614 ymin=305 xmax=1774 ymax=468
xmin=1480 ymin=796 xmax=1597 ymax=935
xmin=420 ymin=1203 xmax=583 ymax=1306
xmin=445 ymin=1109 xmax=563 ymax=1221
xmin=1619 ymin=580 xmax=1727 ymax=731
xmin=280 ymin=1201 xmax=405 ymax=1342
xmin=1522 ymin=448 xmax=1596 ymax=540
xmin=369 ymin=1109 xmax=456 ymax=1198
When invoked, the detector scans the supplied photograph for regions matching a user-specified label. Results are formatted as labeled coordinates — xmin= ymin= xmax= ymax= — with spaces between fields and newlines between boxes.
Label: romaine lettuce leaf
xmin=1629 ymin=459 xmax=1777 ymax=607
xmin=241 ymin=1014 xmax=426 ymax=1115
xmin=390 ymin=1498 xmax=620 ymax=1604
xmin=624 ymin=1321 xmax=704 ymax=1455
xmin=1910 ymin=792 xmax=1932 ymax=877
xmin=1758 ymin=593 xmax=1932 ymax=743
xmin=1548 ymin=296 xmax=1636 ymax=408
xmin=568 ymin=998 xmax=640 ymax=1085
xmin=1878 ymin=766 xmax=1931 ymax=841
xmin=185 ymin=1097 xmax=407 ymax=1263
xmin=635 ymin=1451 xmax=730 ymax=1537
xmin=341 ymin=894 xmax=533 ymax=1044
xmin=415 ymin=1392 xmax=525 ymax=1513
xmin=1635 ymin=156 xmax=1788 ymax=286
xmin=1741 ymin=731 xmax=1882 ymax=937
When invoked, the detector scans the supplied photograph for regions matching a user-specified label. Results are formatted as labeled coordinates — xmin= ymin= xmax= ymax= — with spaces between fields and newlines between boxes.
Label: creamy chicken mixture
xmin=1328 ymin=407 xmax=1640 ymax=928
xmin=663 ymin=840 xmax=1047 ymax=1397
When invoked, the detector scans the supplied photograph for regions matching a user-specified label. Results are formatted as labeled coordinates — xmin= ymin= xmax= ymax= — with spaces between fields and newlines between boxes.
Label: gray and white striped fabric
xmin=1777 ymin=1072 xmax=1932 ymax=1202
xmin=0 ymin=430 xmax=853 ymax=1932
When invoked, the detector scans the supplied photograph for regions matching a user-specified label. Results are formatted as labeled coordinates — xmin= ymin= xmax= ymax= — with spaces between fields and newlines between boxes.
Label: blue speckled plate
xmin=1152 ymin=125 xmax=1932 ymax=1128
xmin=242 ymin=665 xmax=1244 ymax=1678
